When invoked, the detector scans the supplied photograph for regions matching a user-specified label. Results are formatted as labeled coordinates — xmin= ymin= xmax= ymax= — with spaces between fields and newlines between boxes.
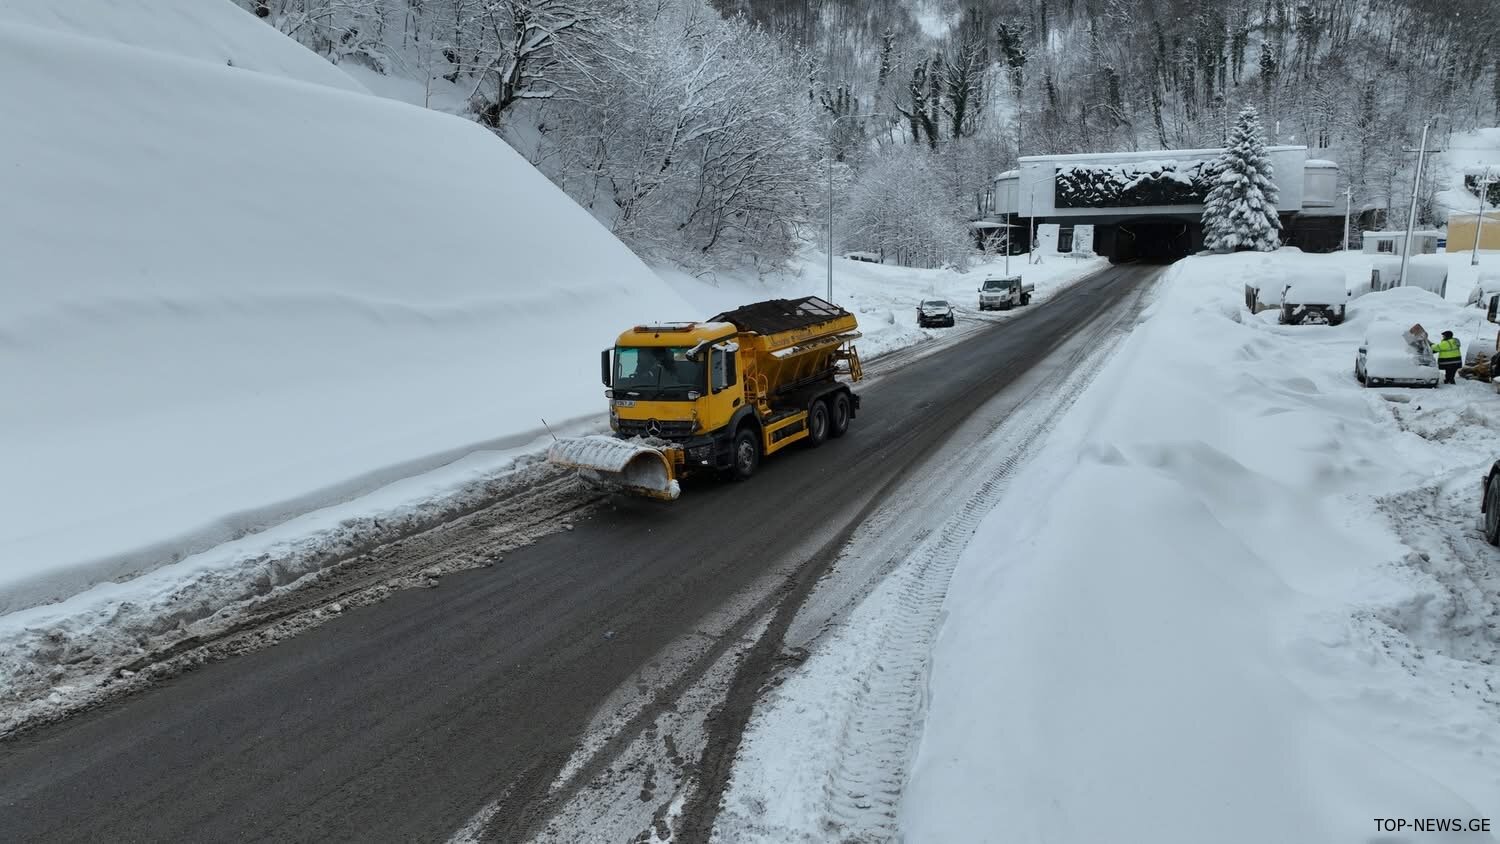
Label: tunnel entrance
xmin=1107 ymin=219 xmax=1198 ymax=263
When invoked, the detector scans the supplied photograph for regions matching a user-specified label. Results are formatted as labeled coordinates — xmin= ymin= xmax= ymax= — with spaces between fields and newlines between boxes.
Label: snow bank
xmin=0 ymin=0 xmax=365 ymax=92
xmin=905 ymin=250 xmax=1500 ymax=842
xmin=0 ymin=20 xmax=689 ymax=613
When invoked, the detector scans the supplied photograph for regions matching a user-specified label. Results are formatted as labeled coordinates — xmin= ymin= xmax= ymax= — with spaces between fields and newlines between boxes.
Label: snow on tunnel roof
xmin=1018 ymin=145 xmax=1306 ymax=164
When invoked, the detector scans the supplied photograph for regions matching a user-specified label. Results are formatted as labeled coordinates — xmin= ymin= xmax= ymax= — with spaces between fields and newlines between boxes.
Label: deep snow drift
xmin=904 ymin=249 xmax=1500 ymax=842
xmin=0 ymin=16 xmax=691 ymax=614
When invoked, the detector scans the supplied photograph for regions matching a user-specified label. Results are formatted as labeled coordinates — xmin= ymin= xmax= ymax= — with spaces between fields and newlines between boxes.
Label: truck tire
xmin=829 ymin=392 xmax=852 ymax=438
xmin=806 ymin=400 xmax=830 ymax=447
xmin=730 ymin=426 xmax=760 ymax=481
xmin=1486 ymin=473 xmax=1500 ymax=546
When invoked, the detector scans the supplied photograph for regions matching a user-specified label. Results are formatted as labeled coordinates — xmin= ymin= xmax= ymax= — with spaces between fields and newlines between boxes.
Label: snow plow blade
xmin=547 ymin=436 xmax=680 ymax=501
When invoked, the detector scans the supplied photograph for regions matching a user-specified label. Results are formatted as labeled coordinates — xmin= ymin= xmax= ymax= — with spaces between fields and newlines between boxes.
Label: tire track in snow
xmin=712 ymin=279 xmax=1156 ymax=843
xmin=1376 ymin=481 xmax=1500 ymax=666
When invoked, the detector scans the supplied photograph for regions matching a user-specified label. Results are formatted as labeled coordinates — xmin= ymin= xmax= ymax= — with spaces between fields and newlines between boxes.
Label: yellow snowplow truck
xmin=548 ymin=296 xmax=864 ymax=500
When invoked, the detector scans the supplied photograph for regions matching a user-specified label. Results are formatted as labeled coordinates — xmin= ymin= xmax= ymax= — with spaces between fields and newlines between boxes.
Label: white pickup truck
xmin=978 ymin=276 xmax=1034 ymax=311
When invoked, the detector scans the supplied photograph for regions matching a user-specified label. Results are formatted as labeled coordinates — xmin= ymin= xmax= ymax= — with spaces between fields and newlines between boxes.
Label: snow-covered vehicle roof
xmin=1281 ymin=269 xmax=1346 ymax=304
xmin=1466 ymin=271 xmax=1500 ymax=305
xmin=920 ymin=299 xmax=950 ymax=307
xmin=1404 ymin=256 xmax=1450 ymax=294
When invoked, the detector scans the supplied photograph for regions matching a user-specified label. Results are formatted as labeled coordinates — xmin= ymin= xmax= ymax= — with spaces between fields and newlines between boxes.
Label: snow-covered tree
xmin=1202 ymin=106 xmax=1281 ymax=253
xmin=549 ymin=4 xmax=819 ymax=268
xmin=843 ymin=146 xmax=971 ymax=269
xmin=470 ymin=0 xmax=621 ymax=128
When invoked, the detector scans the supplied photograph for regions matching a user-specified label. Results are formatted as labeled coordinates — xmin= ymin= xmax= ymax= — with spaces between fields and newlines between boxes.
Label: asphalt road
xmin=0 ymin=262 xmax=1162 ymax=843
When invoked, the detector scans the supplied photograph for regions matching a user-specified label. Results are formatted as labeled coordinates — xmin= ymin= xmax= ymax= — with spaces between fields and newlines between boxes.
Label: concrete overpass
xmin=974 ymin=146 xmax=1343 ymax=262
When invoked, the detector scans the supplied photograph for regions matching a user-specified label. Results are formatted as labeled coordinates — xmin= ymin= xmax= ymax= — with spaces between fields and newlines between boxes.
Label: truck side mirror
xmin=600 ymin=348 xmax=612 ymax=386
xmin=1489 ymin=296 xmax=1499 ymax=325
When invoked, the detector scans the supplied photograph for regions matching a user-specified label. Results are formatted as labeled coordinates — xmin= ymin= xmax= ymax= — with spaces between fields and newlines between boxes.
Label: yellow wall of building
xmin=1448 ymin=215 xmax=1500 ymax=252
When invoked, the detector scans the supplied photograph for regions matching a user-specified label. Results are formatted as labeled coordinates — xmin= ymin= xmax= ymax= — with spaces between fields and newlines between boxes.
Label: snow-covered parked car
xmin=977 ymin=276 xmax=1033 ymax=311
xmin=1371 ymin=255 xmax=1448 ymax=298
xmin=1355 ymin=321 xmax=1440 ymax=388
xmin=1279 ymin=269 xmax=1348 ymax=325
xmin=844 ymin=251 xmax=882 ymax=263
xmin=1244 ymin=276 xmax=1286 ymax=313
xmin=917 ymin=299 xmax=956 ymax=327
xmin=1465 ymin=269 xmax=1500 ymax=309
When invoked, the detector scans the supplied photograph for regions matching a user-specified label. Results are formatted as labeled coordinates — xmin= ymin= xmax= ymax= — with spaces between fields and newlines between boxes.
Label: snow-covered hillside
xmin=0 ymin=11 xmax=691 ymax=614
xmin=905 ymin=249 xmax=1500 ymax=842
xmin=1434 ymin=127 xmax=1500 ymax=222
xmin=0 ymin=0 xmax=365 ymax=92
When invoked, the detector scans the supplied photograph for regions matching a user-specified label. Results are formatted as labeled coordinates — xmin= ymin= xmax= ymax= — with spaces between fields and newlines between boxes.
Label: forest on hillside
xmin=246 ymin=0 xmax=1500 ymax=268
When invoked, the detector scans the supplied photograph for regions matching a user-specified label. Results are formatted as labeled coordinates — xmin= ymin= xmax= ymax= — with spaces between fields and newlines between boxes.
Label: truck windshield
xmin=614 ymin=347 xmax=706 ymax=398
xmin=982 ymin=280 xmax=1012 ymax=291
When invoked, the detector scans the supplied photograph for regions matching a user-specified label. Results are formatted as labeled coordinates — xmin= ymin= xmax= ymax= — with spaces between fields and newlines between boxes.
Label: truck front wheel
xmin=829 ymin=392 xmax=852 ymax=438
xmin=731 ymin=427 xmax=761 ymax=481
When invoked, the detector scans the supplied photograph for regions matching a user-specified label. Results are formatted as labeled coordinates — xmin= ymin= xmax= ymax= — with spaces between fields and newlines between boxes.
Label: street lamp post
xmin=1028 ymin=185 xmax=1041 ymax=265
xmin=826 ymin=112 xmax=887 ymax=303
xmin=1343 ymin=185 xmax=1352 ymax=251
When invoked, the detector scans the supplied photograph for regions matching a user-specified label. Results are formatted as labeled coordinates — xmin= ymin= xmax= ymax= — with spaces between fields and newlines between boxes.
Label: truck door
xmin=703 ymin=343 xmax=742 ymax=435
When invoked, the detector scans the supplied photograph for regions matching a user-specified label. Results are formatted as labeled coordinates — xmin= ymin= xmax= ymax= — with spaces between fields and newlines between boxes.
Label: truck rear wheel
xmin=829 ymin=392 xmax=851 ymax=438
xmin=731 ymin=427 xmax=760 ymax=481
xmin=806 ymin=400 xmax=830 ymax=447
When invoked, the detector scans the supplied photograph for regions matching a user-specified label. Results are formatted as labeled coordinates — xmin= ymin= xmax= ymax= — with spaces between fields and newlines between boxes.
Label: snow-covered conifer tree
xmin=1201 ymin=106 xmax=1281 ymax=252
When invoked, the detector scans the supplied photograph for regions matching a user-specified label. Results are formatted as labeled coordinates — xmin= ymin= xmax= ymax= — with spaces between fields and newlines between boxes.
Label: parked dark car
xmin=917 ymin=299 xmax=955 ymax=327
xmin=1482 ymin=460 xmax=1500 ymax=545
xmin=1279 ymin=270 xmax=1349 ymax=326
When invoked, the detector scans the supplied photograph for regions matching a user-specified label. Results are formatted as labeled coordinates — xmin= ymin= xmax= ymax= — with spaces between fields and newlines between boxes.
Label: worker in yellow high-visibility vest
xmin=1432 ymin=330 xmax=1462 ymax=384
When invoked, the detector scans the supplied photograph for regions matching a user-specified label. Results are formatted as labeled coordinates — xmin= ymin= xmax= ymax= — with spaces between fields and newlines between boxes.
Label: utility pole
xmin=1343 ymin=185 xmax=1352 ymax=251
xmin=1473 ymin=166 xmax=1493 ymax=267
xmin=1399 ymin=118 xmax=1435 ymax=288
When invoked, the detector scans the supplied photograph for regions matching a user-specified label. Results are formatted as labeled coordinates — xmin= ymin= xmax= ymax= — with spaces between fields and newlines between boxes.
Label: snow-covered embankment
xmin=905 ymin=250 xmax=1500 ymax=842
xmin=0 ymin=10 xmax=687 ymax=627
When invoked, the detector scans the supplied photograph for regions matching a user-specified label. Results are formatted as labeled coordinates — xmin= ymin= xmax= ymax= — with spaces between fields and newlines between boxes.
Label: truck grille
xmin=616 ymin=418 xmax=696 ymax=440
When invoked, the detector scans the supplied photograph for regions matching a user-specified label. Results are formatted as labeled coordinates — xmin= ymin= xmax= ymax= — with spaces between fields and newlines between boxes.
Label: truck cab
xmin=978 ymin=276 xmax=1034 ymax=311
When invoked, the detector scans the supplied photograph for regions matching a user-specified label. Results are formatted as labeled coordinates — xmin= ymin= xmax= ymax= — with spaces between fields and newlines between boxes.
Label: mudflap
xmin=547 ymin=436 xmax=681 ymax=501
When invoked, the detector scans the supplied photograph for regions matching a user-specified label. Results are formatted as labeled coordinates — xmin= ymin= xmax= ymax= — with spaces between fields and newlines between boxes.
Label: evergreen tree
xmin=1202 ymin=106 xmax=1282 ymax=253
